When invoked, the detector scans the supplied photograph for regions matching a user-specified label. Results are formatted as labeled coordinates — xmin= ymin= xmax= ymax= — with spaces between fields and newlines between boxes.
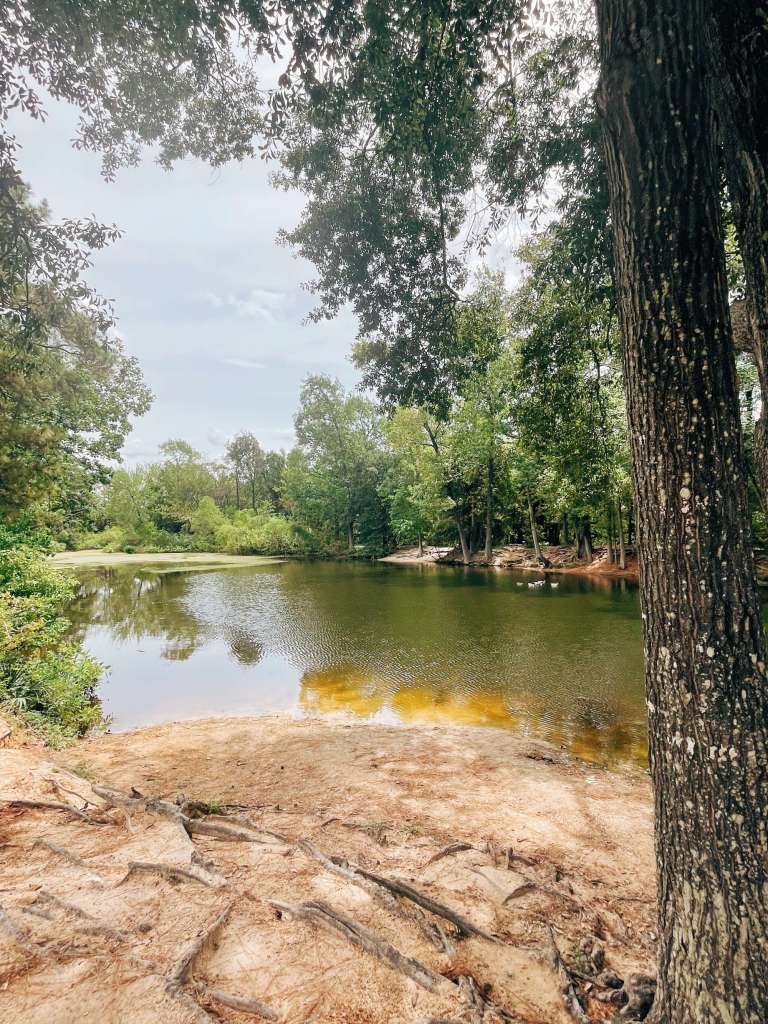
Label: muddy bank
xmin=1 ymin=713 xmax=657 ymax=1023
xmin=382 ymin=543 xmax=641 ymax=580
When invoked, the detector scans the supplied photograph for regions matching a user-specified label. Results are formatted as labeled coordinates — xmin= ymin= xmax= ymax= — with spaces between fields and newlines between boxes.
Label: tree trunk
xmin=484 ymin=457 xmax=494 ymax=563
xmin=251 ymin=478 xmax=256 ymax=510
xmin=616 ymin=499 xmax=627 ymax=571
xmin=710 ymin=3 xmax=768 ymax=518
xmin=581 ymin=518 xmax=593 ymax=563
xmin=417 ymin=533 xmax=424 ymax=559
xmin=596 ymin=2 xmax=768 ymax=1019
xmin=234 ymin=474 xmax=240 ymax=510
xmin=560 ymin=512 xmax=568 ymax=547
xmin=526 ymin=493 xmax=547 ymax=565
xmin=455 ymin=509 xmax=470 ymax=564
xmin=347 ymin=522 xmax=354 ymax=551
xmin=606 ymin=505 xmax=615 ymax=564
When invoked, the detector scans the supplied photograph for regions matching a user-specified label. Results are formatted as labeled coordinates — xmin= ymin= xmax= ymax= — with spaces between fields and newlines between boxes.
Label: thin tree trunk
xmin=234 ymin=475 xmax=240 ymax=510
xmin=347 ymin=522 xmax=354 ymax=551
xmin=606 ymin=505 xmax=615 ymax=564
xmin=484 ymin=457 xmax=494 ymax=563
xmin=616 ymin=499 xmax=627 ymax=571
xmin=596 ymin=2 xmax=768 ymax=1019
xmin=710 ymin=3 xmax=768 ymax=518
xmin=455 ymin=508 xmax=470 ymax=564
xmin=581 ymin=519 xmax=593 ymax=563
xmin=417 ymin=533 xmax=424 ymax=559
xmin=526 ymin=493 xmax=546 ymax=565
xmin=560 ymin=512 xmax=568 ymax=546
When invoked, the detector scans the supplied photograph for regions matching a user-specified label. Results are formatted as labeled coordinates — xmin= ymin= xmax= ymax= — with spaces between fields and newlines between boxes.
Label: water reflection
xmin=67 ymin=561 xmax=649 ymax=766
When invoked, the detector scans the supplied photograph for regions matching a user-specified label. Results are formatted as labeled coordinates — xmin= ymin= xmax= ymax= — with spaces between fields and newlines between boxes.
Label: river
xmin=67 ymin=559 xmax=647 ymax=765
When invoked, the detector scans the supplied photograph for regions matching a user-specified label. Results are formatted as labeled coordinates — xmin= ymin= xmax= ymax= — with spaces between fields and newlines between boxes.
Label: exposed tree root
xmin=32 ymin=838 xmax=105 ymax=884
xmin=459 ymin=974 xmax=521 ymax=1024
xmin=196 ymin=983 xmax=279 ymax=1020
xmin=34 ymin=890 xmax=130 ymax=942
xmin=501 ymin=882 xmax=537 ymax=905
xmin=298 ymin=839 xmax=457 ymax=956
xmin=545 ymin=926 xmax=591 ymax=1024
xmin=168 ymin=902 xmax=235 ymax=986
xmin=298 ymin=840 xmax=496 ymax=941
xmin=271 ymin=898 xmax=453 ymax=995
xmin=118 ymin=861 xmax=224 ymax=888
xmin=185 ymin=817 xmax=283 ymax=844
xmin=424 ymin=842 xmax=476 ymax=867
xmin=93 ymin=784 xmax=287 ymax=846
xmin=5 ymin=799 xmax=107 ymax=824
xmin=351 ymin=865 xmax=498 ymax=942
xmin=165 ymin=983 xmax=219 ymax=1024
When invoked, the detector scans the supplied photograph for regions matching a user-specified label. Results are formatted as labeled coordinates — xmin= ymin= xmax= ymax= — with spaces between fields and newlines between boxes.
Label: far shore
xmin=52 ymin=549 xmax=285 ymax=569
xmin=382 ymin=542 xmax=642 ymax=580
xmin=1 ymin=711 xmax=656 ymax=1023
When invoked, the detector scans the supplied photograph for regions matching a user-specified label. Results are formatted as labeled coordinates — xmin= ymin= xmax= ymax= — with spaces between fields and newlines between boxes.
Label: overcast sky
xmin=11 ymin=92 xmax=363 ymax=464
xmin=11 ymin=91 xmax=523 ymax=466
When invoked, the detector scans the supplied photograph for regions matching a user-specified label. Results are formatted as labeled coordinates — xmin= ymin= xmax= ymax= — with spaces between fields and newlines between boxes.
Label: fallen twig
xmin=271 ymin=898 xmax=452 ymax=995
xmin=545 ymin=926 xmax=591 ymax=1024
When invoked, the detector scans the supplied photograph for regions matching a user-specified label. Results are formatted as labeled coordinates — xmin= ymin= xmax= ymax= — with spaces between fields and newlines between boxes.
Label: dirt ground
xmin=0 ymin=714 xmax=657 ymax=1023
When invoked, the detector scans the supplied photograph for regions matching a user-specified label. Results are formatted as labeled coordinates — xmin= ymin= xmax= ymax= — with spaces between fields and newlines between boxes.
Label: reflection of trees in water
xmin=67 ymin=568 xmax=209 ymax=662
xmin=226 ymin=628 xmax=264 ymax=666
xmin=299 ymin=662 xmax=647 ymax=767
xmin=68 ymin=567 xmax=266 ymax=668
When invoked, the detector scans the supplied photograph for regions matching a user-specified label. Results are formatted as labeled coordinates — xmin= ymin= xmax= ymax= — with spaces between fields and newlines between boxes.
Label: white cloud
xmin=223 ymin=357 xmax=266 ymax=370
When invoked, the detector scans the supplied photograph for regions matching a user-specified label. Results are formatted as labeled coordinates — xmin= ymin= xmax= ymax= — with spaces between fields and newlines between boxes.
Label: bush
xmin=0 ymin=541 xmax=103 ymax=744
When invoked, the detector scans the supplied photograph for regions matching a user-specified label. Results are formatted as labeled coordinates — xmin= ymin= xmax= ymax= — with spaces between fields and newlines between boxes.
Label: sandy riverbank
xmin=52 ymin=550 xmax=284 ymax=570
xmin=382 ymin=543 xmax=641 ymax=581
xmin=0 ymin=713 xmax=656 ymax=1022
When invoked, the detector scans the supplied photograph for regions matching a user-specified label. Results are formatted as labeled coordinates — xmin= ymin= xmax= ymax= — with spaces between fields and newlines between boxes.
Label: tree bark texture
xmin=710 ymin=2 xmax=768 ymax=517
xmin=596 ymin=1 xmax=768 ymax=1020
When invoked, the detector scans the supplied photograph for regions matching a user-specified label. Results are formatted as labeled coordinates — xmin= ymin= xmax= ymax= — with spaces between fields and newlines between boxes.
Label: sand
xmin=0 ymin=713 xmax=657 ymax=1023
xmin=52 ymin=550 xmax=284 ymax=570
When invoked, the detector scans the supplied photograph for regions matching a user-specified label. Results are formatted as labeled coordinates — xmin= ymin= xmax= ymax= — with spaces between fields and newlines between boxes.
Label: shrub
xmin=0 ymin=541 xmax=103 ymax=744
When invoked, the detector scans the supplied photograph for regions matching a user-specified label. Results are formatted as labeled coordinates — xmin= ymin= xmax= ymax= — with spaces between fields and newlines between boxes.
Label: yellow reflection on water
xmin=298 ymin=665 xmax=647 ymax=768
xmin=300 ymin=665 xmax=387 ymax=718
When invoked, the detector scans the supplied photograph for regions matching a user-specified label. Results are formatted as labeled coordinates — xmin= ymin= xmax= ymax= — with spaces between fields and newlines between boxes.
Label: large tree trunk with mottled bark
xmin=709 ymin=2 xmax=768 ymax=517
xmin=596 ymin=1 xmax=768 ymax=1020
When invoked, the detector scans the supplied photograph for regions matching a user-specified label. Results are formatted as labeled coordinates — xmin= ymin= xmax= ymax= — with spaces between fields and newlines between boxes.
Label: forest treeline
xmin=77 ymin=254 xmax=763 ymax=566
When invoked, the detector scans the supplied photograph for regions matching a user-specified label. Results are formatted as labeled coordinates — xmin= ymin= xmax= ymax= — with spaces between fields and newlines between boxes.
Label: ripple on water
xmin=67 ymin=561 xmax=648 ymax=766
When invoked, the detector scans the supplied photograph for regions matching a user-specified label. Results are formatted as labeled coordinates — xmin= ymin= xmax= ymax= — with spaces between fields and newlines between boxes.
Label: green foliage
xmin=0 ymin=541 xmax=103 ymax=744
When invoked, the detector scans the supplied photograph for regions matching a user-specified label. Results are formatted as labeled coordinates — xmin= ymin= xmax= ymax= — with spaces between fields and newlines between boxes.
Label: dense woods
xmin=1 ymin=1 xmax=767 ymax=1018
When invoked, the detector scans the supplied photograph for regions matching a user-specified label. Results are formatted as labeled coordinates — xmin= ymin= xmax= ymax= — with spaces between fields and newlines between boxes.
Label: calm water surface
xmin=68 ymin=561 xmax=648 ymax=765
